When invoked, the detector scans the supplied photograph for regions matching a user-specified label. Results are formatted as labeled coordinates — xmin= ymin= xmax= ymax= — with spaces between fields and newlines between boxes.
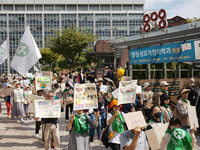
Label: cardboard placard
xmin=34 ymin=99 xmax=61 ymax=118
xmin=136 ymin=85 xmax=142 ymax=94
xmin=121 ymin=76 xmax=132 ymax=81
xmin=145 ymin=123 xmax=169 ymax=150
xmin=73 ymin=83 xmax=98 ymax=110
xmin=188 ymin=105 xmax=199 ymax=129
xmin=122 ymin=111 xmax=147 ymax=130
xmin=118 ymin=80 xmax=137 ymax=105
xmin=0 ymin=89 xmax=12 ymax=96
xmin=100 ymin=85 xmax=109 ymax=93
xmin=112 ymin=88 xmax=119 ymax=98
xmin=29 ymin=95 xmax=45 ymax=113
xmin=35 ymin=76 xmax=52 ymax=91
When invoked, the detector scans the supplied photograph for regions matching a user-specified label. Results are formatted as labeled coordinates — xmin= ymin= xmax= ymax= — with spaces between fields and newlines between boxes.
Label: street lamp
xmin=105 ymin=27 xmax=117 ymax=69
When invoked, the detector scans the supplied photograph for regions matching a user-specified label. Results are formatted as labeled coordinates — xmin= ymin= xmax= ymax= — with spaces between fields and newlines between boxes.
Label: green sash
xmin=112 ymin=112 xmax=124 ymax=133
xmin=160 ymin=89 xmax=167 ymax=94
xmin=73 ymin=114 xmax=88 ymax=134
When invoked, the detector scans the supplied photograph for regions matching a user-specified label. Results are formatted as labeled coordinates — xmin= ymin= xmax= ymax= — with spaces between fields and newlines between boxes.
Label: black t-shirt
xmin=87 ymin=72 xmax=94 ymax=83
xmin=187 ymin=86 xmax=200 ymax=106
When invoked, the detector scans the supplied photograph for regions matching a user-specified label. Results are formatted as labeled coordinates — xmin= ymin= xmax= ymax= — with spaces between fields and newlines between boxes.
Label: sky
xmin=145 ymin=0 xmax=200 ymax=19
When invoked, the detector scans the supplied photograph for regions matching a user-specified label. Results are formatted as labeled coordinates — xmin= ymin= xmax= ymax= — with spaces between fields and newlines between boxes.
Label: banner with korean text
xmin=73 ymin=83 xmax=98 ymax=110
xmin=129 ymin=40 xmax=200 ymax=65
xmin=35 ymin=76 xmax=51 ymax=91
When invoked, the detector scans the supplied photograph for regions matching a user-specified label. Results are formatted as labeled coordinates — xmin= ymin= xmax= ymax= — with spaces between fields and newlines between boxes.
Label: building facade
xmin=0 ymin=0 xmax=144 ymax=74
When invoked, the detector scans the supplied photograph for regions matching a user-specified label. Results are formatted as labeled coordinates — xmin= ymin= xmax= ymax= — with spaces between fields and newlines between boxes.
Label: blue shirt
xmin=122 ymin=99 xmax=144 ymax=113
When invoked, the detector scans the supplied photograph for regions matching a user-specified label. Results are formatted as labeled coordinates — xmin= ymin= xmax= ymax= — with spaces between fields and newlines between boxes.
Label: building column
xmin=163 ymin=63 xmax=167 ymax=79
xmin=110 ymin=13 xmax=112 ymax=40
xmin=147 ymin=64 xmax=151 ymax=79
xmin=177 ymin=62 xmax=181 ymax=78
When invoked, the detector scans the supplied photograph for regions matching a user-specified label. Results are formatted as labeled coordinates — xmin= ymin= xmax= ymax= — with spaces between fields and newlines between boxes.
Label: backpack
xmin=101 ymin=125 xmax=110 ymax=148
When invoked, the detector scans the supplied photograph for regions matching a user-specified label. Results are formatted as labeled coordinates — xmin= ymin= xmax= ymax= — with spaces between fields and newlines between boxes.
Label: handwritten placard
xmin=112 ymin=88 xmax=119 ymax=98
xmin=29 ymin=95 xmax=45 ymax=113
xmin=121 ymin=76 xmax=132 ymax=81
xmin=35 ymin=76 xmax=52 ymax=91
xmin=42 ymin=71 xmax=53 ymax=77
xmin=145 ymin=123 xmax=169 ymax=150
xmin=188 ymin=105 xmax=199 ymax=129
xmin=0 ymin=89 xmax=11 ymax=96
xmin=100 ymin=85 xmax=109 ymax=93
xmin=34 ymin=99 xmax=61 ymax=118
xmin=136 ymin=85 xmax=142 ymax=94
xmin=74 ymin=83 xmax=98 ymax=110
xmin=122 ymin=111 xmax=147 ymax=130
xmin=118 ymin=80 xmax=137 ymax=105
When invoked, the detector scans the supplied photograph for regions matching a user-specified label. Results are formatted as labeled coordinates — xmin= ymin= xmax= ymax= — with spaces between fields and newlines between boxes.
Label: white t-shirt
xmin=107 ymin=112 xmax=122 ymax=144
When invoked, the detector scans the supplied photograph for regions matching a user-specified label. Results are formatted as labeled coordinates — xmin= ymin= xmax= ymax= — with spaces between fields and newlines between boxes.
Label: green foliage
xmin=47 ymin=26 xmax=97 ymax=69
xmin=39 ymin=48 xmax=61 ymax=71
xmin=58 ymin=58 xmax=69 ymax=70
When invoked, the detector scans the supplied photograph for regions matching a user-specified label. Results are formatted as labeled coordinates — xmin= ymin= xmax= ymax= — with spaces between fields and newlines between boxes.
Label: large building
xmin=0 ymin=0 xmax=145 ymax=74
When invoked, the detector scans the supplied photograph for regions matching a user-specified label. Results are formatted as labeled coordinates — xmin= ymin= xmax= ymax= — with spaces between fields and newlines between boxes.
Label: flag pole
xmin=37 ymin=61 xmax=42 ymax=73
xmin=6 ymin=38 xmax=10 ymax=74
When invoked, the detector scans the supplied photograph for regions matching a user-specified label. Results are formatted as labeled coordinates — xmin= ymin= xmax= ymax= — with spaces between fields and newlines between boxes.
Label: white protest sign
xmin=118 ymin=80 xmax=137 ymax=105
xmin=100 ymin=85 xmax=109 ymax=93
xmin=122 ymin=111 xmax=147 ymax=130
xmin=35 ymin=76 xmax=52 ymax=91
xmin=112 ymin=88 xmax=119 ymax=99
xmin=188 ymin=105 xmax=199 ymax=129
xmin=13 ymin=89 xmax=24 ymax=103
xmin=29 ymin=95 xmax=45 ymax=113
xmin=121 ymin=76 xmax=132 ymax=81
xmin=34 ymin=99 xmax=61 ymax=118
xmin=145 ymin=123 xmax=169 ymax=150
xmin=25 ymin=73 xmax=33 ymax=78
xmin=74 ymin=83 xmax=98 ymax=110
xmin=136 ymin=85 xmax=142 ymax=94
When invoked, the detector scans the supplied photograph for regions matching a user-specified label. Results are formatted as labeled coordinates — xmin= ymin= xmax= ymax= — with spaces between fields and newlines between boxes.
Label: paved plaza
xmin=0 ymin=98 xmax=200 ymax=150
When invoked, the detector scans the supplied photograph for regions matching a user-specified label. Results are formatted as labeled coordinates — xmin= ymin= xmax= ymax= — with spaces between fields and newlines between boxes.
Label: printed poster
xmin=74 ymin=83 xmax=98 ymax=110
xmin=136 ymin=85 xmax=142 ymax=94
xmin=112 ymin=88 xmax=119 ymax=98
xmin=29 ymin=95 xmax=45 ymax=113
xmin=123 ymin=111 xmax=147 ymax=130
xmin=100 ymin=85 xmax=109 ymax=93
xmin=0 ymin=89 xmax=12 ymax=96
xmin=35 ymin=76 xmax=52 ymax=91
xmin=118 ymin=80 xmax=137 ymax=105
xmin=145 ymin=123 xmax=169 ymax=150
xmin=188 ymin=106 xmax=199 ymax=129
xmin=34 ymin=99 xmax=61 ymax=118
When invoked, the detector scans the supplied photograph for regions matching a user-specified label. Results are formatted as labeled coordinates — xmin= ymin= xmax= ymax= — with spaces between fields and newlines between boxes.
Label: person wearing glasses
xmin=153 ymin=81 xmax=169 ymax=106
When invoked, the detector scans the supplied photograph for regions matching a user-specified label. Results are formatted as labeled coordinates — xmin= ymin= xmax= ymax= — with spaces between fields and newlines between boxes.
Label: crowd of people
xmin=0 ymin=67 xmax=199 ymax=150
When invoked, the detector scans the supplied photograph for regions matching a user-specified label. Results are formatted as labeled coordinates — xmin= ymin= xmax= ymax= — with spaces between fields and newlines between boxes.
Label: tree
xmin=47 ymin=26 xmax=97 ymax=69
xmin=186 ymin=17 xmax=200 ymax=23
xmin=39 ymin=48 xmax=61 ymax=71
xmin=58 ymin=58 xmax=68 ymax=73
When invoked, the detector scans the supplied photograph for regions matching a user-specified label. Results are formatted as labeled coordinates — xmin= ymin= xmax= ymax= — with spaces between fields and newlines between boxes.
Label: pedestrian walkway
xmin=0 ymin=98 xmax=200 ymax=150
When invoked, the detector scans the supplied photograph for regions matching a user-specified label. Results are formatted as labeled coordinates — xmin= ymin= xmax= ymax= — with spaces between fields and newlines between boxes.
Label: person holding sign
xmin=23 ymin=85 xmax=32 ymax=120
xmin=11 ymin=81 xmax=25 ymax=123
xmin=107 ymin=99 xmax=124 ymax=150
xmin=1 ymin=85 xmax=12 ymax=118
xmin=160 ymin=94 xmax=172 ymax=123
xmin=175 ymin=89 xmax=192 ymax=133
xmin=120 ymin=126 xmax=149 ymax=150
xmin=146 ymin=105 xmax=163 ymax=130
xmin=160 ymin=117 xmax=196 ymax=150
xmin=66 ymin=109 xmax=99 ymax=150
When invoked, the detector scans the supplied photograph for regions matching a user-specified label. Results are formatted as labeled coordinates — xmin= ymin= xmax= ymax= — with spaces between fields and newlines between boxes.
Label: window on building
xmin=101 ymin=5 xmax=110 ymax=11
xmin=123 ymin=5 xmax=132 ymax=10
xmin=78 ymin=5 xmax=88 ymax=11
xmin=89 ymin=5 xmax=99 ymax=11
xmin=35 ymin=5 xmax=43 ymax=11
xmin=3 ymin=5 xmax=13 ymax=11
xmin=27 ymin=5 xmax=34 ymax=11
xmin=67 ymin=5 xmax=76 ymax=11
xmin=15 ymin=5 xmax=25 ymax=11
xmin=112 ymin=5 xmax=121 ymax=10
xmin=44 ymin=5 xmax=54 ymax=11
xmin=134 ymin=5 xmax=143 ymax=10
xmin=55 ymin=5 xmax=65 ymax=11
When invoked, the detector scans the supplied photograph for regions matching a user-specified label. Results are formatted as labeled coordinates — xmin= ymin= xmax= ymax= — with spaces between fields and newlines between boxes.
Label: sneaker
xmin=98 ymin=137 xmax=101 ymax=140
xmin=29 ymin=116 xmax=32 ymax=120
xmin=7 ymin=115 xmax=11 ymax=118
xmin=26 ymin=117 xmax=29 ymax=120
xmin=35 ymin=134 xmax=39 ymax=137
xmin=17 ymin=120 xmax=20 ymax=123
xmin=20 ymin=118 xmax=24 ymax=123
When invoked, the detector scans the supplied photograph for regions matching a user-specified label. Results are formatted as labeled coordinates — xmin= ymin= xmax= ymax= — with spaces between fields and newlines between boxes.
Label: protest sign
xmin=122 ymin=111 xmax=147 ymax=130
xmin=0 ymin=89 xmax=11 ymax=96
xmin=13 ymin=89 xmax=24 ymax=103
xmin=121 ymin=76 xmax=132 ymax=81
xmin=112 ymin=88 xmax=119 ymax=98
xmin=100 ymin=85 xmax=109 ymax=93
xmin=188 ymin=105 xmax=199 ymax=129
xmin=25 ymin=73 xmax=33 ymax=78
xmin=35 ymin=76 xmax=51 ymax=91
xmin=74 ymin=83 xmax=98 ymax=110
xmin=23 ymin=79 xmax=30 ymax=87
xmin=42 ymin=71 xmax=53 ymax=77
xmin=118 ymin=80 xmax=137 ymax=105
xmin=34 ymin=99 xmax=61 ymax=118
xmin=36 ymin=72 xmax=42 ymax=76
xmin=29 ymin=95 xmax=45 ymax=113
xmin=145 ymin=123 xmax=169 ymax=150
xmin=136 ymin=85 xmax=142 ymax=94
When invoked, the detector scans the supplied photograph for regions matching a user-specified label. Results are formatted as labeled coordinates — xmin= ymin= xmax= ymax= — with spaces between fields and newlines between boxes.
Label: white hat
xmin=143 ymin=82 xmax=150 ymax=89
xmin=160 ymin=81 xmax=169 ymax=86
xmin=15 ymin=81 xmax=21 ymax=86
xmin=97 ymin=77 xmax=103 ymax=82
xmin=24 ymin=84 xmax=30 ymax=88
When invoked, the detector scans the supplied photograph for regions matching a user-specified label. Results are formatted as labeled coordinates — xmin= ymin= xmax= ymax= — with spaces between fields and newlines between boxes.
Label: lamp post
xmin=105 ymin=27 xmax=117 ymax=69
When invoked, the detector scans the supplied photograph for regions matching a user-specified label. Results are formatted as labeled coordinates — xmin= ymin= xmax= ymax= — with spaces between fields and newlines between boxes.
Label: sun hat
xmin=160 ymin=81 xmax=169 ymax=86
xmin=143 ymin=82 xmax=151 ymax=89
xmin=108 ymin=99 xmax=122 ymax=109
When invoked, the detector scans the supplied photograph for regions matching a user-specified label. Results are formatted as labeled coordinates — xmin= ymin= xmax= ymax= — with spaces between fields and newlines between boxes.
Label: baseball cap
xmin=160 ymin=81 xmax=169 ymax=86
